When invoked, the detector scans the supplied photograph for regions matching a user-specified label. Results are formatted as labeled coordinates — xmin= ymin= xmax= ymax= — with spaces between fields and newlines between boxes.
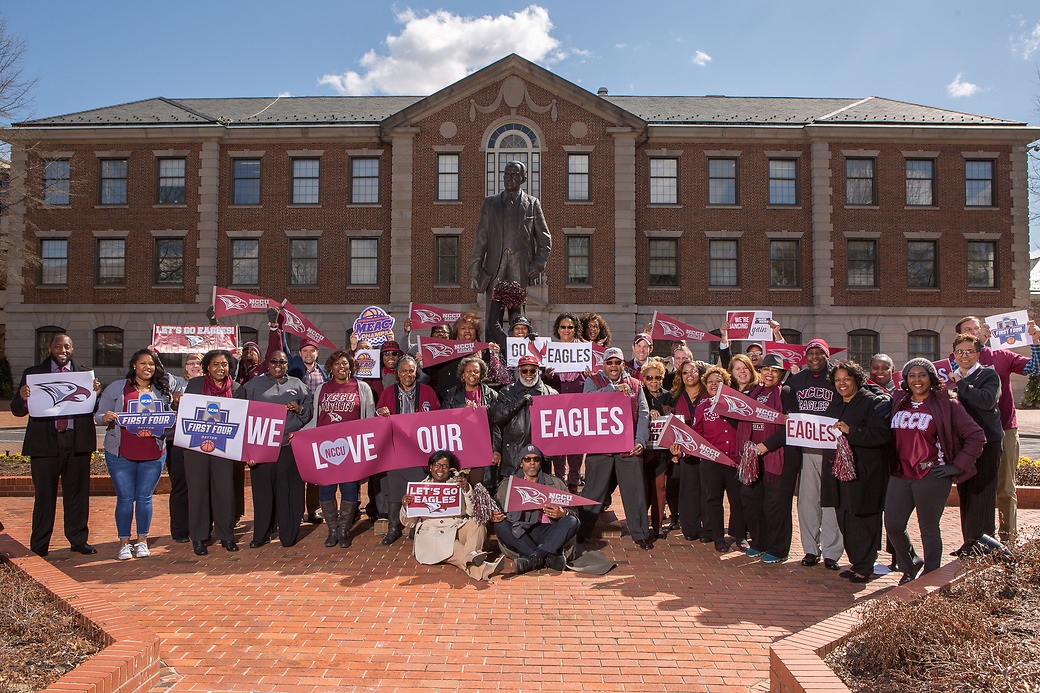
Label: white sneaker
xmin=117 ymin=544 xmax=134 ymax=561
xmin=133 ymin=541 xmax=150 ymax=558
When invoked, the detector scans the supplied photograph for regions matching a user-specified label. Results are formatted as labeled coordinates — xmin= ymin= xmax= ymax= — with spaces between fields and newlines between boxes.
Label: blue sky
xmin=4 ymin=1 xmax=1040 ymax=241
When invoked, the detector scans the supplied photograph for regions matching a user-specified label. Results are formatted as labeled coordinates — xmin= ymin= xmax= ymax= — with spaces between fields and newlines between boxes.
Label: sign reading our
xmin=174 ymin=394 xmax=287 ymax=463
xmin=650 ymin=311 xmax=721 ymax=343
xmin=152 ymin=325 xmax=239 ymax=354
xmin=785 ymin=413 xmax=840 ymax=449
xmin=409 ymin=302 xmax=462 ymax=330
xmin=26 ymin=370 xmax=97 ymax=418
xmin=530 ymin=392 xmax=633 ymax=456
xmin=506 ymin=337 xmax=550 ymax=367
xmin=984 ymin=310 xmax=1034 ymax=350
xmin=390 ymin=407 xmax=493 ymax=469
xmin=726 ymin=311 xmax=773 ymax=340
xmin=405 ymin=482 xmax=463 ymax=518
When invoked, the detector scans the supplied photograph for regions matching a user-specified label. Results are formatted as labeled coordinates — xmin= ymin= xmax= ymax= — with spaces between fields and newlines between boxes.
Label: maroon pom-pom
xmin=738 ymin=441 xmax=760 ymax=486
xmin=493 ymin=281 xmax=527 ymax=309
xmin=832 ymin=435 xmax=857 ymax=481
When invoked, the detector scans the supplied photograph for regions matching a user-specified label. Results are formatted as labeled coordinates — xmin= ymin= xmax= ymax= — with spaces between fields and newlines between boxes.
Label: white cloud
xmin=277 ymin=91 xmax=292 ymax=98
xmin=319 ymin=5 xmax=569 ymax=95
xmin=614 ymin=43 xmax=627 ymax=49
xmin=692 ymin=50 xmax=712 ymax=67
xmin=1012 ymin=21 xmax=1040 ymax=59
xmin=946 ymin=73 xmax=980 ymax=98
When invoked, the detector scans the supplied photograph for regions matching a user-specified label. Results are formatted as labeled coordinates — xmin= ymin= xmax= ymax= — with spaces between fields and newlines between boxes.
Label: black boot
xmin=320 ymin=500 xmax=340 ymax=548
xmin=382 ymin=502 xmax=403 ymax=545
xmin=339 ymin=501 xmax=359 ymax=548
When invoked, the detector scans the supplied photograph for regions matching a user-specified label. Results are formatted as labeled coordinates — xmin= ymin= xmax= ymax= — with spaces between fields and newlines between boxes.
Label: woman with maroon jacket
xmin=669 ymin=360 xmax=709 ymax=541
xmin=886 ymin=358 xmax=985 ymax=584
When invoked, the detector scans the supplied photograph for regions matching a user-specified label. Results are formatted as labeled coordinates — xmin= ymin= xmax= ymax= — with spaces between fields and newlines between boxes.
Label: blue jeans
xmin=319 ymin=482 xmax=359 ymax=503
xmin=106 ymin=451 xmax=165 ymax=539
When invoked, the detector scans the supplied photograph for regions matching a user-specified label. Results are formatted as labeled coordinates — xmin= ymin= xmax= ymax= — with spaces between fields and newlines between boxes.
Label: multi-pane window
xmin=779 ymin=328 xmax=802 ymax=345
xmin=434 ymin=236 xmax=459 ymax=285
xmin=707 ymin=158 xmax=737 ymax=205
xmin=157 ymin=158 xmax=186 ymax=204
xmin=239 ymin=326 xmax=259 ymax=349
xmin=230 ymin=239 xmax=260 ymax=285
xmin=351 ymin=158 xmax=379 ymax=203
xmin=485 ymin=122 xmax=540 ymax=198
xmin=43 ymin=160 xmax=70 ymax=205
xmin=967 ymin=240 xmax=996 ymax=288
xmin=908 ymin=330 xmax=940 ymax=362
xmin=769 ymin=239 xmax=800 ymax=288
xmin=847 ymin=329 xmax=880 ymax=366
xmin=649 ymin=158 xmax=678 ymax=204
xmin=291 ymin=158 xmax=320 ymax=204
xmin=94 ymin=327 xmax=124 ymax=368
xmin=905 ymin=159 xmax=934 ymax=206
xmin=96 ymin=239 xmax=125 ymax=285
xmin=437 ymin=154 xmax=459 ymax=201
xmin=99 ymin=159 xmax=128 ymax=205
xmin=845 ymin=158 xmax=875 ymax=205
xmin=289 ymin=239 xmax=318 ymax=285
xmin=965 ymin=160 xmax=994 ymax=206
xmin=36 ymin=326 xmax=67 ymax=364
xmin=232 ymin=159 xmax=261 ymax=205
xmin=709 ymin=239 xmax=739 ymax=286
xmin=154 ymin=238 xmax=184 ymax=285
xmin=768 ymin=159 xmax=798 ymax=205
xmin=40 ymin=239 xmax=68 ymax=285
xmin=567 ymin=154 xmax=590 ymax=201
xmin=846 ymin=240 xmax=877 ymax=287
xmin=648 ymin=239 xmax=678 ymax=286
xmin=350 ymin=238 xmax=378 ymax=285
xmin=907 ymin=240 xmax=937 ymax=288
xmin=566 ymin=236 xmax=591 ymax=285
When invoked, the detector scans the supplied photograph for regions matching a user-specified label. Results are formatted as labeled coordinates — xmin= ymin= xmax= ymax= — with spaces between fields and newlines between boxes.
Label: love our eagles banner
xmin=529 ymin=391 xmax=634 ymax=456
xmin=174 ymin=394 xmax=287 ymax=463
xmin=26 ymin=370 xmax=97 ymax=418
xmin=290 ymin=407 xmax=493 ymax=485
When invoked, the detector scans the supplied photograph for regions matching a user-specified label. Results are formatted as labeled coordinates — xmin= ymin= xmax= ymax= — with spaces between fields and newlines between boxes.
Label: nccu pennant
xmin=418 ymin=337 xmax=489 ymax=366
xmin=710 ymin=385 xmax=782 ymax=425
xmin=657 ymin=414 xmax=735 ymax=466
xmin=281 ymin=301 xmax=338 ymax=350
xmin=212 ymin=286 xmax=279 ymax=318
xmin=503 ymin=476 xmax=600 ymax=511
xmin=409 ymin=302 xmax=463 ymax=329
xmin=764 ymin=342 xmax=846 ymax=367
xmin=650 ymin=311 xmax=721 ymax=342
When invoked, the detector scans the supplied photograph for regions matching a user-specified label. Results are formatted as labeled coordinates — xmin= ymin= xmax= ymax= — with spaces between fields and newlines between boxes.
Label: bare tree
xmin=0 ymin=18 xmax=35 ymax=125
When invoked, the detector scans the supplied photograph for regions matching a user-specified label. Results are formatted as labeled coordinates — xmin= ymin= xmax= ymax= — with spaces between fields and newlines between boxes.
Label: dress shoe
xmin=544 ymin=554 xmax=567 ymax=571
xmin=381 ymin=525 xmax=403 ymax=545
xmin=838 ymin=569 xmax=856 ymax=579
xmin=699 ymin=536 xmax=713 ymax=544
xmin=221 ymin=540 xmax=239 ymax=552
xmin=248 ymin=537 xmax=270 ymax=549
xmin=192 ymin=541 xmax=208 ymax=556
xmin=513 ymin=554 xmax=543 ymax=574
xmin=303 ymin=512 xmax=323 ymax=525
xmin=715 ymin=540 xmax=729 ymax=553
xmin=800 ymin=553 xmax=820 ymax=567
xmin=32 ymin=547 xmax=49 ymax=557
xmin=636 ymin=539 xmax=653 ymax=550
xmin=70 ymin=544 xmax=97 ymax=555
xmin=734 ymin=539 xmax=750 ymax=552
xmin=173 ymin=536 xmax=191 ymax=544
xmin=465 ymin=550 xmax=489 ymax=567
xmin=898 ymin=567 xmax=923 ymax=586
xmin=824 ymin=558 xmax=840 ymax=571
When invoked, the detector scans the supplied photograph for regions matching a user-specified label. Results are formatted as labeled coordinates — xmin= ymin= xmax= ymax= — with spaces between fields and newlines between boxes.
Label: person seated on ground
xmin=491 ymin=445 xmax=580 ymax=574
xmin=401 ymin=450 xmax=504 ymax=582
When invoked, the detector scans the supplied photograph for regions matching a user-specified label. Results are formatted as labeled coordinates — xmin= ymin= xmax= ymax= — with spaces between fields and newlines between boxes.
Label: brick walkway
xmin=4 ymin=494 xmax=1035 ymax=693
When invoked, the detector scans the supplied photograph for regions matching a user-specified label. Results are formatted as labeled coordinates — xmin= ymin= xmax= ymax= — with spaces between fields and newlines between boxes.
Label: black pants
xmin=740 ymin=477 xmax=765 ymax=550
xmin=838 ymin=506 xmax=882 ymax=575
xmin=305 ymin=483 xmax=320 ymax=516
xmin=183 ymin=450 xmax=235 ymax=543
xmin=250 ymin=445 xmax=305 ymax=546
xmin=701 ymin=460 xmax=745 ymax=541
xmin=759 ymin=450 xmax=800 ymax=559
xmin=678 ymin=456 xmax=706 ymax=539
xmin=578 ymin=453 xmax=648 ymax=541
xmin=233 ymin=460 xmax=246 ymax=520
xmin=30 ymin=432 xmax=91 ymax=553
xmin=383 ymin=466 xmax=427 ymax=527
xmin=958 ymin=438 xmax=1002 ymax=546
xmin=494 ymin=514 xmax=579 ymax=557
xmin=166 ymin=444 xmax=189 ymax=541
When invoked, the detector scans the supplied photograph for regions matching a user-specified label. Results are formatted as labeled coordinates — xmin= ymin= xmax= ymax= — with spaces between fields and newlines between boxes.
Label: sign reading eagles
xmin=174 ymin=393 xmax=287 ymax=463
xmin=117 ymin=392 xmax=176 ymax=437
xmin=405 ymin=482 xmax=463 ymax=518
xmin=25 ymin=370 xmax=97 ymax=418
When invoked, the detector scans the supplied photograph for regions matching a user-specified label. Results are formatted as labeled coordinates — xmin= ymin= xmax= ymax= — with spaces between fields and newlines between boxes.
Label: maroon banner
xmin=281 ymin=301 xmax=338 ymax=351
xmin=651 ymin=311 xmax=721 ymax=342
xmin=389 ymin=407 xmax=493 ymax=469
xmin=591 ymin=343 xmax=606 ymax=370
xmin=409 ymin=302 xmax=463 ymax=329
xmin=418 ymin=337 xmax=490 ymax=366
xmin=710 ymin=385 xmax=782 ymax=424
xmin=213 ymin=286 xmax=279 ymax=318
xmin=290 ymin=416 xmax=395 ymax=484
xmin=765 ymin=341 xmax=846 ymax=367
xmin=502 ymin=476 xmax=600 ymax=511
xmin=241 ymin=401 xmax=289 ymax=464
xmin=657 ymin=414 xmax=735 ymax=466
xmin=152 ymin=325 xmax=239 ymax=354
xmin=530 ymin=391 xmax=634 ymax=456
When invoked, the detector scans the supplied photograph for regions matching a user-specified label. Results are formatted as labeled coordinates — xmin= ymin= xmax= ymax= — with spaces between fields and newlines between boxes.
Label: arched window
xmin=485 ymin=121 xmax=541 ymax=198
xmin=847 ymin=329 xmax=880 ymax=366
xmin=94 ymin=327 xmax=124 ymax=368
xmin=908 ymin=329 xmax=940 ymax=362
xmin=36 ymin=325 xmax=67 ymax=364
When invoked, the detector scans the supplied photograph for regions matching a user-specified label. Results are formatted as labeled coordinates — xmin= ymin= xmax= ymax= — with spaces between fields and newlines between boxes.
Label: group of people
xmin=10 ymin=308 xmax=1040 ymax=586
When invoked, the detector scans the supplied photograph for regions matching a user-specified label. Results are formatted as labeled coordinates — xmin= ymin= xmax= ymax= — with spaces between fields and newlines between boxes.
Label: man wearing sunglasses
xmin=490 ymin=355 xmax=558 ymax=481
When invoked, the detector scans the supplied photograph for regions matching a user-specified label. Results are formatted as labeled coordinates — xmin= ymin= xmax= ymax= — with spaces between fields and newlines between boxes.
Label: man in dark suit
xmin=11 ymin=333 xmax=101 ymax=557
xmin=468 ymin=160 xmax=552 ymax=347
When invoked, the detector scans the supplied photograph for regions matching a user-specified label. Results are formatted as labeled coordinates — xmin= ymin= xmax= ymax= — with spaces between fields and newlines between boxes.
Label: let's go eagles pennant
xmin=174 ymin=393 xmax=287 ymax=463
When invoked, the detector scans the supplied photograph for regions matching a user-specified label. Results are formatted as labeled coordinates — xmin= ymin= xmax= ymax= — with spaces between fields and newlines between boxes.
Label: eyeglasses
xmin=519 ymin=367 xmax=539 ymax=375
xmin=954 ymin=349 xmax=977 ymax=357
xmin=430 ymin=462 xmax=452 ymax=469
xmin=269 ymin=359 xmax=288 ymax=364
xmin=644 ymin=375 xmax=663 ymax=381
xmin=521 ymin=456 xmax=541 ymax=461
xmin=559 ymin=325 xmax=575 ymax=330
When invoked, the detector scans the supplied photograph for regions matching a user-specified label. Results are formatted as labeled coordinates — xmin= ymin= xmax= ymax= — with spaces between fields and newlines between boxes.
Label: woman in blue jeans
xmin=96 ymin=348 xmax=172 ymax=560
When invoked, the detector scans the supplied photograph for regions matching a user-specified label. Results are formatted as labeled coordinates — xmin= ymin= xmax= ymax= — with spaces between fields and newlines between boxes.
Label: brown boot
xmin=338 ymin=501 xmax=359 ymax=548
xmin=320 ymin=500 xmax=340 ymax=548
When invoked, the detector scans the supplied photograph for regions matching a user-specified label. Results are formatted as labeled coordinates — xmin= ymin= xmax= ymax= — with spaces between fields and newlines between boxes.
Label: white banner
xmin=174 ymin=393 xmax=287 ymax=463
xmin=543 ymin=341 xmax=593 ymax=373
xmin=726 ymin=310 xmax=773 ymax=340
xmin=26 ymin=370 xmax=97 ymax=418
xmin=506 ymin=337 xmax=550 ymax=367
xmin=984 ymin=310 xmax=1034 ymax=350
xmin=785 ymin=413 xmax=839 ymax=449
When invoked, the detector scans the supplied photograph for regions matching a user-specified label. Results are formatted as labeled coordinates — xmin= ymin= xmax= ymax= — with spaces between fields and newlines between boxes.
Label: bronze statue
xmin=468 ymin=161 xmax=552 ymax=346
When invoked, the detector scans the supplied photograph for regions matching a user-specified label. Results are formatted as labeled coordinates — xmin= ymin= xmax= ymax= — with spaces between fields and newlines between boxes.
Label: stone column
xmin=388 ymin=128 xmax=419 ymax=312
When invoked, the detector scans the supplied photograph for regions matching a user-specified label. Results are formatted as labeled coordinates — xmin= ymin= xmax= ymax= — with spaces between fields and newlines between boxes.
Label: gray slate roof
xmin=14 ymin=94 xmax=1022 ymax=128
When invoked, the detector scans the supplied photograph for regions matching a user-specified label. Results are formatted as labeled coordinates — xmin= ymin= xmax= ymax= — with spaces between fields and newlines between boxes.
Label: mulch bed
xmin=0 ymin=562 xmax=105 ymax=692
xmin=826 ymin=532 xmax=1040 ymax=692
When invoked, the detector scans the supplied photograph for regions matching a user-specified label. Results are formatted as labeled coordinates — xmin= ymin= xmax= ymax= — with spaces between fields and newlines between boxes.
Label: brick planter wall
xmin=947 ymin=484 xmax=1040 ymax=509
xmin=0 ymin=474 xmax=173 ymax=497
xmin=0 ymin=534 xmax=161 ymax=693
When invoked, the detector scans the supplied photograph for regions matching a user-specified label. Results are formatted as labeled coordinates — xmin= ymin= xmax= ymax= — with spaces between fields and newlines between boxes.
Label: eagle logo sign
xmin=770 ymin=347 xmax=801 ymax=363
xmin=515 ymin=486 xmax=548 ymax=505
xmin=282 ymin=309 xmax=305 ymax=332
xmin=720 ymin=394 xmax=754 ymax=417
xmin=414 ymin=309 xmax=441 ymax=324
xmin=38 ymin=381 xmax=92 ymax=407
xmin=657 ymin=320 xmax=684 ymax=338
xmin=218 ymin=295 xmax=247 ymax=311
xmin=185 ymin=334 xmax=206 ymax=348
xmin=424 ymin=343 xmax=456 ymax=360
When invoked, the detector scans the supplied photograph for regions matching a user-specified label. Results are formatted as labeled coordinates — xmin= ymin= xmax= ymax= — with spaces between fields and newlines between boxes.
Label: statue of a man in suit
xmin=468 ymin=161 xmax=552 ymax=346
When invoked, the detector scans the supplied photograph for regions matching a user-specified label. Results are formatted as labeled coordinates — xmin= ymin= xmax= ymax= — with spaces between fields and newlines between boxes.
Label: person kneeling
xmin=492 ymin=445 xmax=580 ymax=574
xmin=401 ymin=451 xmax=503 ymax=582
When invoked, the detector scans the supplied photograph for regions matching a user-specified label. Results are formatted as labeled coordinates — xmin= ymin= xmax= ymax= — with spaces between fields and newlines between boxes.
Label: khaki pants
xmin=445 ymin=519 xmax=490 ymax=581
xmin=996 ymin=428 xmax=1020 ymax=540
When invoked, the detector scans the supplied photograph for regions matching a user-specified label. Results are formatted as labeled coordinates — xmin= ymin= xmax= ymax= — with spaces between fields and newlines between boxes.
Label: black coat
xmin=821 ymin=389 xmax=892 ymax=515
xmin=442 ymin=383 xmax=502 ymax=453
xmin=11 ymin=358 xmax=98 ymax=457
xmin=952 ymin=366 xmax=1002 ymax=443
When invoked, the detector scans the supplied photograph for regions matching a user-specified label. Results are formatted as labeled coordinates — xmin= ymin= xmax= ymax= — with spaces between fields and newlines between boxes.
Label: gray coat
xmin=95 ymin=379 xmax=172 ymax=456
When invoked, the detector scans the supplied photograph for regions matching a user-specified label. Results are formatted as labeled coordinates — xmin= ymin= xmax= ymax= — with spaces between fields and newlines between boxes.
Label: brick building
xmin=1 ymin=54 xmax=1035 ymax=378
